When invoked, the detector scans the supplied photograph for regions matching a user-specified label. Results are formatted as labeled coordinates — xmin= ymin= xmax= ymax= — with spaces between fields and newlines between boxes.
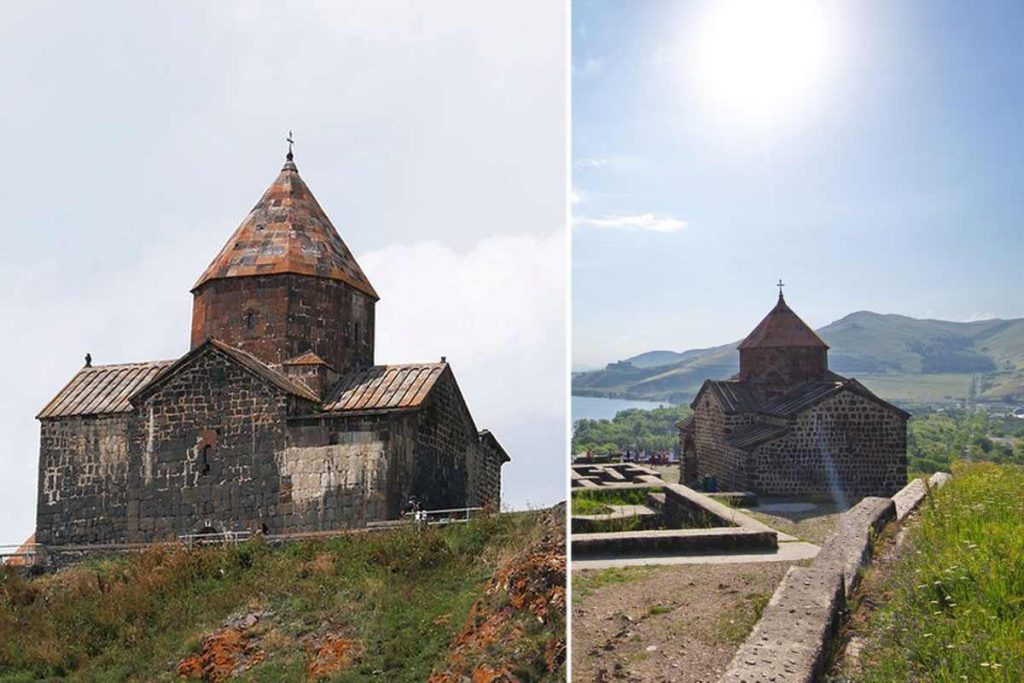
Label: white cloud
xmin=574 ymin=213 xmax=689 ymax=233
xmin=960 ymin=311 xmax=1000 ymax=323
xmin=575 ymin=157 xmax=611 ymax=169
xmin=0 ymin=0 xmax=567 ymax=542
xmin=362 ymin=230 xmax=567 ymax=510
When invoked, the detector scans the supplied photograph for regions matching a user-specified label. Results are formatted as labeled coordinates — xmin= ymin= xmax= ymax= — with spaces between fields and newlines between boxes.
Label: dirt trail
xmin=572 ymin=561 xmax=792 ymax=683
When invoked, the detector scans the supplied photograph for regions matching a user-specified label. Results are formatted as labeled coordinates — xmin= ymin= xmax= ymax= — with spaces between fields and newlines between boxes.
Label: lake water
xmin=572 ymin=395 xmax=675 ymax=423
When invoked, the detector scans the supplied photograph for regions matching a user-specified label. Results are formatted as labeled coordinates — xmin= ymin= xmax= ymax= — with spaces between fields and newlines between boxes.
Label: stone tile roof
xmin=192 ymin=157 xmax=378 ymax=299
xmin=39 ymin=340 xmax=325 ymax=420
xmin=692 ymin=372 xmax=908 ymax=429
xmin=701 ymin=380 xmax=760 ymax=414
xmin=38 ymin=359 xmax=176 ymax=418
xmin=760 ymin=380 xmax=847 ymax=417
xmin=322 ymin=363 xmax=448 ymax=413
xmin=281 ymin=350 xmax=332 ymax=367
xmin=737 ymin=294 xmax=828 ymax=350
xmin=479 ymin=429 xmax=512 ymax=463
xmin=676 ymin=415 xmax=695 ymax=431
xmin=727 ymin=422 xmax=791 ymax=450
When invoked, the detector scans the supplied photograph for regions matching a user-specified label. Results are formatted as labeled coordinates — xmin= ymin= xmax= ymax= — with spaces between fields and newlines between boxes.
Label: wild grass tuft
xmin=0 ymin=511 xmax=553 ymax=682
xmin=856 ymin=461 xmax=1024 ymax=682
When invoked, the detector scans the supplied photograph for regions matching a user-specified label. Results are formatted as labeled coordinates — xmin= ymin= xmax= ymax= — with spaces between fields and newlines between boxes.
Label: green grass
xmin=713 ymin=591 xmax=772 ymax=644
xmin=854 ymin=462 xmax=1024 ymax=682
xmin=571 ymin=497 xmax=613 ymax=515
xmin=571 ymin=487 xmax=655 ymax=516
xmin=0 ymin=511 xmax=556 ymax=682
xmin=572 ymin=566 xmax=659 ymax=602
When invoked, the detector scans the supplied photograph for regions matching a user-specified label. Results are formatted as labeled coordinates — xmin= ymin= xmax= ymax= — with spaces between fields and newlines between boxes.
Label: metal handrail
xmin=402 ymin=506 xmax=484 ymax=526
xmin=177 ymin=530 xmax=253 ymax=549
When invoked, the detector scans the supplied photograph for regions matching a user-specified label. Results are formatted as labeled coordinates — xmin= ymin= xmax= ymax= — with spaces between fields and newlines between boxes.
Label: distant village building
xmin=35 ymin=148 xmax=508 ymax=546
xmin=678 ymin=291 xmax=908 ymax=499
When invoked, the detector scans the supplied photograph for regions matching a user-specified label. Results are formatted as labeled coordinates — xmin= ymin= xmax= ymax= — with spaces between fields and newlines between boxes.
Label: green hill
xmin=0 ymin=509 xmax=565 ymax=682
xmin=573 ymin=312 xmax=1024 ymax=406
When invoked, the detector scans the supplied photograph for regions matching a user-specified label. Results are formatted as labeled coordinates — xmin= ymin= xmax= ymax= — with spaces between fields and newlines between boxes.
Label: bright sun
xmin=686 ymin=0 xmax=834 ymax=126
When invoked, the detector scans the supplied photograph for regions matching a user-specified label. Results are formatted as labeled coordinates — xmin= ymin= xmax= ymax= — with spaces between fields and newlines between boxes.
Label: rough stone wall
xmin=288 ymin=412 xmax=418 ymax=520
xmin=691 ymin=390 xmax=749 ymax=491
xmin=124 ymin=347 xmax=303 ymax=541
xmin=37 ymin=351 xmax=501 ymax=546
xmin=36 ymin=415 xmax=131 ymax=544
xmin=476 ymin=440 xmax=504 ymax=509
xmin=678 ymin=430 xmax=697 ymax=484
xmin=411 ymin=370 xmax=477 ymax=510
xmin=190 ymin=273 xmax=375 ymax=374
xmin=276 ymin=438 xmax=388 ymax=532
xmin=751 ymin=389 xmax=908 ymax=498
xmin=739 ymin=346 xmax=827 ymax=395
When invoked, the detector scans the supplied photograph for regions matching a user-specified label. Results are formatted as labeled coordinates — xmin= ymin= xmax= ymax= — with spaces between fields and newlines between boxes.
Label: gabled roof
xmin=760 ymin=380 xmax=846 ymax=417
xmin=322 ymin=362 xmax=448 ymax=413
xmin=691 ymin=380 xmax=760 ymax=414
xmin=728 ymin=422 xmax=790 ymax=450
xmin=37 ymin=359 xmax=175 ymax=419
xmin=281 ymin=350 xmax=332 ymax=367
xmin=691 ymin=375 xmax=909 ymax=421
xmin=479 ymin=429 xmax=512 ymax=464
xmin=192 ymin=156 xmax=378 ymax=299
xmin=130 ymin=339 xmax=320 ymax=405
xmin=738 ymin=293 xmax=828 ymax=350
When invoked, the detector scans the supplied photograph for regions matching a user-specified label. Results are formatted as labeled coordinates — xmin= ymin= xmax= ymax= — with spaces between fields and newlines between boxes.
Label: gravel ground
xmin=571 ymin=561 xmax=793 ymax=682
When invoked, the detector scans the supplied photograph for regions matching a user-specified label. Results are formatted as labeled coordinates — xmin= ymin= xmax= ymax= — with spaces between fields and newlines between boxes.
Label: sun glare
xmin=686 ymin=0 xmax=834 ymax=126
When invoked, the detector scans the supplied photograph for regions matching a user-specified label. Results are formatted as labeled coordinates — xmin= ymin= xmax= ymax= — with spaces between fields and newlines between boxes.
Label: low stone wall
xmin=721 ymin=567 xmax=845 ymax=683
xmin=572 ymin=484 xmax=780 ymax=558
xmin=571 ymin=526 xmax=777 ymax=557
xmin=892 ymin=478 xmax=927 ymax=521
xmin=719 ymin=474 xmax=950 ymax=683
xmin=812 ymin=496 xmax=896 ymax=595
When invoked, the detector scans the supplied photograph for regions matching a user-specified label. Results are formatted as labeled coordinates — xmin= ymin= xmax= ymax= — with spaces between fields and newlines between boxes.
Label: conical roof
xmin=193 ymin=156 xmax=378 ymax=299
xmin=737 ymin=293 xmax=828 ymax=350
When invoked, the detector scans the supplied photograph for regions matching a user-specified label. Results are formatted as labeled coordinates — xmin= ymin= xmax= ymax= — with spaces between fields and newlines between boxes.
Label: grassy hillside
xmin=573 ymin=312 xmax=1024 ymax=405
xmin=842 ymin=462 xmax=1024 ymax=681
xmin=0 ymin=509 xmax=565 ymax=682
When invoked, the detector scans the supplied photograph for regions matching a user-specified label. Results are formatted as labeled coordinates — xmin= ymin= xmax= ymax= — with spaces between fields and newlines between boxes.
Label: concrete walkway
xmin=572 ymin=539 xmax=820 ymax=570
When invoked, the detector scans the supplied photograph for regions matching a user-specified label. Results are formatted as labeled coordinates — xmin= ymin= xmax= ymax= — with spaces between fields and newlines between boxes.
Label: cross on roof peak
xmin=776 ymin=279 xmax=785 ymax=299
xmin=286 ymin=130 xmax=295 ymax=161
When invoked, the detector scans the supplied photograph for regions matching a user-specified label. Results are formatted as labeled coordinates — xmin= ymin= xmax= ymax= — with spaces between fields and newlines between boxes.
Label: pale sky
xmin=0 ymin=1 xmax=567 ymax=543
xmin=573 ymin=0 xmax=1024 ymax=369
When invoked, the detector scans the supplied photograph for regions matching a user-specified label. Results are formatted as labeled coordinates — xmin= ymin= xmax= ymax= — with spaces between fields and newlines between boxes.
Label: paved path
xmin=571 ymin=539 xmax=820 ymax=570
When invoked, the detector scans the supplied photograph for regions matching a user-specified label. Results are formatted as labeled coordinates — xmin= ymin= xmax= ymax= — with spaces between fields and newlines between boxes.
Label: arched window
xmin=245 ymin=310 xmax=257 ymax=330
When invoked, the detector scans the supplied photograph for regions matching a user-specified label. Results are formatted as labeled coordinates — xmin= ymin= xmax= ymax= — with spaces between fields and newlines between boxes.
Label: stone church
xmin=678 ymin=292 xmax=907 ymax=499
xmin=35 ymin=150 xmax=508 ymax=546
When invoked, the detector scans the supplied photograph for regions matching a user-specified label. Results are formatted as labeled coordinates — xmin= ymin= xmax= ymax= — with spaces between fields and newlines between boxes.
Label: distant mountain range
xmin=572 ymin=311 xmax=1024 ymax=406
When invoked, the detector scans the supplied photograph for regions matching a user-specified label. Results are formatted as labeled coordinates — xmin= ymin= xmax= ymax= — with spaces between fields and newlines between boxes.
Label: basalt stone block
xmin=721 ymin=566 xmax=844 ymax=683
xmin=892 ymin=478 xmax=928 ymax=521
xmin=812 ymin=496 xmax=895 ymax=595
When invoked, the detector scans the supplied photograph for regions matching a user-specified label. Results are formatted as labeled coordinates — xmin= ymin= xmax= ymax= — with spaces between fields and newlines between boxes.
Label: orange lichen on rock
xmin=176 ymin=610 xmax=272 ymax=681
xmin=305 ymin=634 xmax=358 ymax=680
xmin=428 ymin=504 xmax=566 ymax=682
xmin=176 ymin=627 xmax=266 ymax=681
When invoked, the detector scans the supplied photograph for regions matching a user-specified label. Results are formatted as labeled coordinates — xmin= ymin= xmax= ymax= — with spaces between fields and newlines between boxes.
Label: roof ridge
xmin=80 ymin=359 xmax=176 ymax=369
xmin=737 ymin=294 xmax=829 ymax=350
xmin=206 ymin=340 xmax=319 ymax=402
xmin=192 ymin=159 xmax=378 ymax=299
